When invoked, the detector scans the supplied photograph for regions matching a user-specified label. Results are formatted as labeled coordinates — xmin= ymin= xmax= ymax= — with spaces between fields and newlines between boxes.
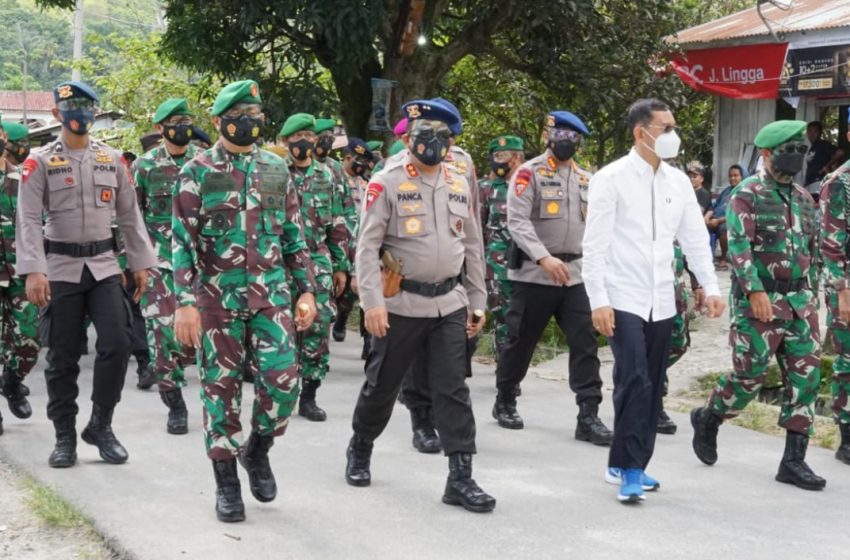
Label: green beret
xmin=280 ymin=113 xmax=316 ymax=137
xmin=211 ymin=80 xmax=262 ymax=117
xmin=488 ymin=135 xmax=524 ymax=154
xmin=2 ymin=122 xmax=29 ymax=142
xmin=152 ymin=98 xmax=192 ymax=124
xmin=388 ymin=139 xmax=406 ymax=156
xmin=754 ymin=120 xmax=807 ymax=149
xmin=367 ymin=140 xmax=383 ymax=152
xmin=314 ymin=118 xmax=336 ymax=134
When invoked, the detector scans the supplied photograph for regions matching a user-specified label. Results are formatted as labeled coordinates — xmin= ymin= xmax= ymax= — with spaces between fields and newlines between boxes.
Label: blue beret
xmin=402 ymin=99 xmax=459 ymax=129
xmin=53 ymin=81 xmax=99 ymax=103
xmin=430 ymin=97 xmax=462 ymax=135
xmin=347 ymin=137 xmax=374 ymax=161
xmin=546 ymin=111 xmax=589 ymax=136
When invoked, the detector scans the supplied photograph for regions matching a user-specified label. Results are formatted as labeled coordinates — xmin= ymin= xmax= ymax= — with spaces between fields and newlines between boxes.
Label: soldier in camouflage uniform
xmin=817 ymin=116 xmax=850 ymax=465
xmin=173 ymin=80 xmax=318 ymax=522
xmin=133 ymin=98 xmax=201 ymax=435
xmin=0 ymin=120 xmax=38 ymax=433
xmin=279 ymin=113 xmax=350 ymax=421
xmin=478 ymin=135 xmax=524 ymax=363
xmin=692 ymin=120 xmax=826 ymax=491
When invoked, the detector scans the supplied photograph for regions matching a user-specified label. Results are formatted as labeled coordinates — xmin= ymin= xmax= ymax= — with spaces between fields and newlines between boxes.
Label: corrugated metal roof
xmin=0 ymin=91 xmax=56 ymax=112
xmin=672 ymin=0 xmax=850 ymax=47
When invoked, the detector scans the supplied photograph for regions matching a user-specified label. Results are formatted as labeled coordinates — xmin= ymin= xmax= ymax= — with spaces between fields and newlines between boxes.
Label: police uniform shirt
xmin=355 ymin=153 xmax=486 ymax=318
xmin=16 ymin=138 xmax=156 ymax=282
xmin=507 ymin=153 xmax=589 ymax=287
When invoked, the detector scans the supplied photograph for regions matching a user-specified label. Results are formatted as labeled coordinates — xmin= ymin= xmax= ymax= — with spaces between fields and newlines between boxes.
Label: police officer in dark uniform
xmin=492 ymin=111 xmax=612 ymax=446
xmin=16 ymin=81 xmax=157 ymax=468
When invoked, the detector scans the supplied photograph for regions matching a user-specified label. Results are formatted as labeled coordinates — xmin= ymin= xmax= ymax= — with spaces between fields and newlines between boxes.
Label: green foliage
xmin=0 ymin=0 xmax=72 ymax=90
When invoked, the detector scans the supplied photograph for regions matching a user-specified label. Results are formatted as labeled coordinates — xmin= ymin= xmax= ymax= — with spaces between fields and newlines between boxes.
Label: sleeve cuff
xmin=587 ymin=290 xmax=610 ymax=310
xmin=833 ymin=278 xmax=849 ymax=292
xmin=176 ymin=292 xmax=197 ymax=307
xmin=360 ymin=289 xmax=384 ymax=311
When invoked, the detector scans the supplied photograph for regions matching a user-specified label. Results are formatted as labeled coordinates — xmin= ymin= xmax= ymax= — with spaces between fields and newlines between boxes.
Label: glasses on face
xmin=547 ymin=128 xmax=583 ymax=142
xmin=491 ymin=151 xmax=515 ymax=163
xmin=57 ymin=98 xmax=97 ymax=111
xmin=411 ymin=120 xmax=451 ymax=138
xmin=645 ymin=123 xmax=678 ymax=135
xmin=773 ymin=142 xmax=809 ymax=155
xmin=223 ymin=104 xmax=263 ymax=119
xmin=163 ymin=116 xmax=193 ymax=126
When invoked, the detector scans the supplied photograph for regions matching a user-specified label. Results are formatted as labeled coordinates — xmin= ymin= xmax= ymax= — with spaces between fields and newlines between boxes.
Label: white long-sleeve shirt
xmin=582 ymin=149 xmax=719 ymax=321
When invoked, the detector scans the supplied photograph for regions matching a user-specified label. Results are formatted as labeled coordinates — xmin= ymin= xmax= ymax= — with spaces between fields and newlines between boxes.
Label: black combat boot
xmin=136 ymin=359 xmax=156 ymax=390
xmin=212 ymin=459 xmax=246 ymax=522
xmin=492 ymin=388 xmax=524 ymax=430
xmin=575 ymin=400 xmax=613 ymax=445
xmin=238 ymin=431 xmax=277 ymax=502
xmin=360 ymin=335 xmax=372 ymax=361
xmin=776 ymin=431 xmax=827 ymax=490
xmin=345 ymin=434 xmax=373 ymax=487
xmin=690 ymin=407 xmax=722 ymax=465
xmin=332 ymin=311 xmax=348 ymax=342
xmin=657 ymin=408 xmax=677 ymax=435
xmin=81 ymin=404 xmax=129 ymax=464
xmin=410 ymin=407 xmax=441 ymax=453
xmin=160 ymin=388 xmax=188 ymax=435
xmin=836 ymin=423 xmax=850 ymax=465
xmin=442 ymin=452 xmax=496 ymax=513
xmin=48 ymin=416 xmax=77 ymax=468
xmin=298 ymin=379 xmax=327 ymax=422
xmin=19 ymin=383 xmax=30 ymax=397
xmin=1 ymin=370 xmax=32 ymax=419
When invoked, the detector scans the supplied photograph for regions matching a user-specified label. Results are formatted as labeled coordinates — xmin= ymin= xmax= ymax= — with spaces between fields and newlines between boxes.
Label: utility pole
xmin=16 ymin=22 xmax=28 ymax=125
xmin=72 ymin=0 xmax=84 ymax=81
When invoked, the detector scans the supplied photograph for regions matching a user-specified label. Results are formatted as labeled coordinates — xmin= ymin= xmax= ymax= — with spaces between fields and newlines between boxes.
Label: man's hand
xmin=333 ymin=271 xmax=347 ymax=298
xmin=704 ymin=295 xmax=726 ymax=319
xmin=466 ymin=310 xmax=485 ymax=338
xmin=538 ymin=256 xmax=570 ymax=286
xmin=838 ymin=289 xmax=850 ymax=323
xmin=365 ymin=305 xmax=389 ymax=338
xmin=694 ymin=287 xmax=705 ymax=311
xmin=294 ymin=293 xmax=317 ymax=331
xmin=592 ymin=306 xmax=615 ymax=337
xmin=175 ymin=305 xmax=202 ymax=348
xmin=132 ymin=269 xmax=149 ymax=303
xmin=748 ymin=291 xmax=773 ymax=322
xmin=351 ymin=275 xmax=359 ymax=295
xmin=26 ymin=273 xmax=50 ymax=307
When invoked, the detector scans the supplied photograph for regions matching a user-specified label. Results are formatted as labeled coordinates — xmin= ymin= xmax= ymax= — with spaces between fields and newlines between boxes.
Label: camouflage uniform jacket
xmin=727 ymin=170 xmax=818 ymax=319
xmin=133 ymin=143 xmax=200 ymax=269
xmin=0 ymin=160 xmax=21 ymax=284
xmin=819 ymin=159 xmax=850 ymax=292
xmin=289 ymin=159 xmax=350 ymax=276
xmin=172 ymin=141 xmax=315 ymax=311
xmin=478 ymin=176 xmax=512 ymax=283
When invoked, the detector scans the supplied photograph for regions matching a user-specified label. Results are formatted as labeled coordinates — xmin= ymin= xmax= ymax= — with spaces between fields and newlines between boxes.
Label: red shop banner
xmin=670 ymin=43 xmax=789 ymax=99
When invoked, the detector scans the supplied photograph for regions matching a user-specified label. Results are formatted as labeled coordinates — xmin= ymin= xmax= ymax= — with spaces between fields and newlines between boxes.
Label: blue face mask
xmin=59 ymin=108 xmax=95 ymax=136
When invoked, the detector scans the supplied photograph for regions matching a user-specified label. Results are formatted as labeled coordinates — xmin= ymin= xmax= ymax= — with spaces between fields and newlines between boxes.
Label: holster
xmin=381 ymin=268 xmax=403 ymax=297
xmin=506 ymin=241 xmax=526 ymax=270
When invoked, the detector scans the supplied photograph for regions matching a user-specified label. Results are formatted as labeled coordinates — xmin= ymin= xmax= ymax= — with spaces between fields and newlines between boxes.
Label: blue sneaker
xmin=606 ymin=467 xmax=660 ymax=491
xmin=617 ymin=469 xmax=645 ymax=503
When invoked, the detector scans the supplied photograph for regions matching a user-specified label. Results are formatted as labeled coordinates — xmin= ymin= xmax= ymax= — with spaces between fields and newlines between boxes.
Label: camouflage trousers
xmin=142 ymin=268 xmax=195 ymax=391
xmin=486 ymin=278 xmax=512 ymax=361
xmin=662 ymin=285 xmax=691 ymax=397
xmin=0 ymin=281 xmax=40 ymax=380
xmin=199 ymin=305 xmax=300 ymax=460
xmin=298 ymin=273 xmax=335 ymax=381
xmin=824 ymin=293 xmax=850 ymax=425
xmin=709 ymin=311 xmax=820 ymax=435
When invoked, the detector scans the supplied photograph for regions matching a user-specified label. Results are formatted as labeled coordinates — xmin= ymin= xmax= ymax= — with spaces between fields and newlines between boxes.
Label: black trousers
xmin=495 ymin=281 xmax=602 ymax=404
xmin=400 ymin=334 xmax=476 ymax=413
xmin=607 ymin=310 xmax=673 ymax=470
xmin=122 ymin=270 xmax=149 ymax=361
xmin=352 ymin=308 xmax=476 ymax=454
xmin=43 ymin=267 xmax=131 ymax=420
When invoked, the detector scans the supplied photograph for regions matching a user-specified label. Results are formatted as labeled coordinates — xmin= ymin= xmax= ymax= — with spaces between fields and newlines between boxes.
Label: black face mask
xmin=490 ymin=157 xmax=512 ymax=179
xmin=351 ymin=160 xmax=368 ymax=178
xmin=220 ymin=115 xmax=262 ymax=147
xmin=548 ymin=139 xmax=578 ymax=162
xmin=162 ymin=124 xmax=193 ymax=147
xmin=771 ymin=153 xmax=805 ymax=182
xmin=59 ymin=108 xmax=95 ymax=136
xmin=411 ymin=134 xmax=449 ymax=166
xmin=7 ymin=142 xmax=29 ymax=165
xmin=314 ymin=136 xmax=334 ymax=159
xmin=288 ymin=139 xmax=315 ymax=161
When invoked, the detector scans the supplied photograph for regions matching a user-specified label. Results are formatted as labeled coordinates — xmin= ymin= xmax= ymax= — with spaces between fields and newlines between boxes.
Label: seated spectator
xmin=704 ymin=164 xmax=744 ymax=270
xmin=687 ymin=161 xmax=711 ymax=214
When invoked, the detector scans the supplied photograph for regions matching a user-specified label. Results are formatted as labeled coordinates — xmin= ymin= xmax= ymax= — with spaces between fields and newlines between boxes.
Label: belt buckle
xmin=79 ymin=241 xmax=97 ymax=258
xmin=424 ymin=283 xmax=438 ymax=297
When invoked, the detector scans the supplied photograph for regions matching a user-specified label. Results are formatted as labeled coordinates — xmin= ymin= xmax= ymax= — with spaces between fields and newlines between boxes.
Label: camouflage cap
xmin=211 ymin=80 xmax=262 ymax=116
xmin=488 ymin=135 xmax=523 ymax=154
xmin=152 ymin=98 xmax=192 ymax=124
xmin=1 ymin=122 xmax=29 ymax=142
xmin=280 ymin=113 xmax=316 ymax=137
xmin=388 ymin=139 xmax=406 ymax=156
xmin=314 ymin=118 xmax=336 ymax=134
xmin=754 ymin=120 xmax=807 ymax=149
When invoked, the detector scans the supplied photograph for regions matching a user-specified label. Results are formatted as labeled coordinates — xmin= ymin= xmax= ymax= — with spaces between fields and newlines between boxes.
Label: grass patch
xmin=23 ymin=477 xmax=89 ymax=528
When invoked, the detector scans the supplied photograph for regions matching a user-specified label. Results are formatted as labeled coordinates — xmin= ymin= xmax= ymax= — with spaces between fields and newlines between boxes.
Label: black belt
xmin=732 ymin=276 xmax=807 ymax=297
xmin=44 ymin=238 xmax=116 ymax=258
xmin=550 ymin=253 xmax=583 ymax=263
xmin=401 ymin=276 xmax=460 ymax=297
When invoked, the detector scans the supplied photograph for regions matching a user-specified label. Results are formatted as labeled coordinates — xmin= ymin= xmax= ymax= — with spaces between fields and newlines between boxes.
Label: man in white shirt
xmin=582 ymin=98 xmax=725 ymax=503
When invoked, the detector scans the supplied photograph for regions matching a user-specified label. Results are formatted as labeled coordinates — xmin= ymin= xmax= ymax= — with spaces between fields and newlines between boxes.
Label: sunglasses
xmin=57 ymin=98 xmax=98 ymax=111
xmin=773 ymin=143 xmax=809 ymax=155
xmin=548 ymin=128 xmax=583 ymax=142
xmin=644 ymin=124 xmax=678 ymax=135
